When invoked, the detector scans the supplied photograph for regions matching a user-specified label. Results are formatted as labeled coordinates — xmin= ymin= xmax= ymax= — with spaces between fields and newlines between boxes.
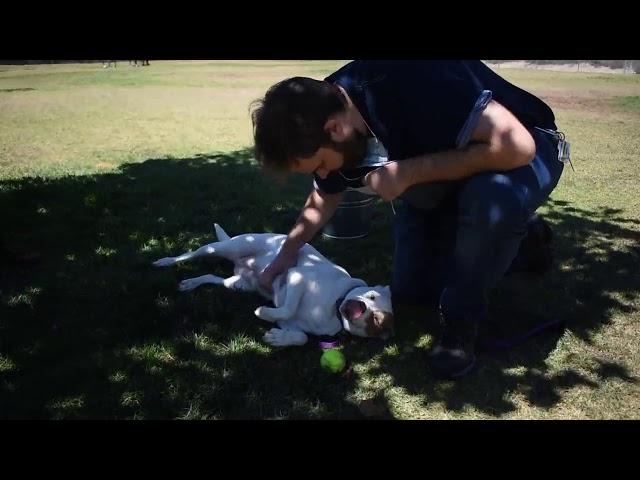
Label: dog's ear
xmin=374 ymin=285 xmax=392 ymax=298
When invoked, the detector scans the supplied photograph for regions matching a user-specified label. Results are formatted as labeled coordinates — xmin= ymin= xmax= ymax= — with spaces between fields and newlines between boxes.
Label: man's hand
xmin=258 ymin=248 xmax=298 ymax=293
xmin=363 ymin=162 xmax=410 ymax=202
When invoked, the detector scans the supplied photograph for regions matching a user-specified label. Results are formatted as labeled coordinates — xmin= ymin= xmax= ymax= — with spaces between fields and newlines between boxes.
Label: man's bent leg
xmin=429 ymin=129 xmax=564 ymax=379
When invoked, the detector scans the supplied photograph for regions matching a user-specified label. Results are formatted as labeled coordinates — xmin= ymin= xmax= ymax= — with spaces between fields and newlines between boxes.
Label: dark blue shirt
xmin=314 ymin=60 xmax=557 ymax=208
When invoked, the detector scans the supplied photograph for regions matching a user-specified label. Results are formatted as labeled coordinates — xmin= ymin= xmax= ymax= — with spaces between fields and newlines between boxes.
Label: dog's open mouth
xmin=342 ymin=299 xmax=367 ymax=321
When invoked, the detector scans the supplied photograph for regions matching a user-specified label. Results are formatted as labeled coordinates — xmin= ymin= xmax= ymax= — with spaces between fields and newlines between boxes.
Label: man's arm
xmin=287 ymin=188 xmax=343 ymax=248
xmin=364 ymin=100 xmax=537 ymax=201
xmin=258 ymin=188 xmax=344 ymax=290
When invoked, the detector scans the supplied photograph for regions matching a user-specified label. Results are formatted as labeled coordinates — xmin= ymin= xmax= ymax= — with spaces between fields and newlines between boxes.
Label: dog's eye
xmin=368 ymin=293 xmax=376 ymax=300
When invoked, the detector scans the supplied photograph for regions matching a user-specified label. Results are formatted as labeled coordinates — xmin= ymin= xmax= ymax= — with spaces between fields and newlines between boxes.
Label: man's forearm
xmin=364 ymin=99 xmax=538 ymax=202
xmin=401 ymin=141 xmax=531 ymax=187
xmin=401 ymin=117 xmax=537 ymax=189
xmin=282 ymin=189 xmax=343 ymax=253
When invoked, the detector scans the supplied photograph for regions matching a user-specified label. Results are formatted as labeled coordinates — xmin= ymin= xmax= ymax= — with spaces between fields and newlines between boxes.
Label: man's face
xmin=290 ymin=128 xmax=368 ymax=179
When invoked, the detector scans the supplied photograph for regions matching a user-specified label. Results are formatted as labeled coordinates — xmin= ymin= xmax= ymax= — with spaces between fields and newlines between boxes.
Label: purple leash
xmin=478 ymin=319 xmax=566 ymax=353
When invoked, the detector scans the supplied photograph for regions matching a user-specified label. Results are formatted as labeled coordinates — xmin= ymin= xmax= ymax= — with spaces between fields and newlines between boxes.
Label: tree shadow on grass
xmin=0 ymin=150 xmax=638 ymax=418
xmin=0 ymin=148 xmax=386 ymax=419
xmin=366 ymin=198 xmax=640 ymax=417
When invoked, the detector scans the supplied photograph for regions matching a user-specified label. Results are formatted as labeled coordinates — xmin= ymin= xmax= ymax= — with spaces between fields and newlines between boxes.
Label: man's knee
xmin=458 ymin=173 xmax=527 ymax=233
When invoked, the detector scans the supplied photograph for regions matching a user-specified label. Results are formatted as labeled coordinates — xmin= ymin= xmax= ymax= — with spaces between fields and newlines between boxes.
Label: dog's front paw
xmin=178 ymin=278 xmax=198 ymax=292
xmin=263 ymin=328 xmax=307 ymax=347
xmin=153 ymin=257 xmax=176 ymax=267
xmin=254 ymin=306 xmax=269 ymax=320
xmin=263 ymin=328 xmax=286 ymax=346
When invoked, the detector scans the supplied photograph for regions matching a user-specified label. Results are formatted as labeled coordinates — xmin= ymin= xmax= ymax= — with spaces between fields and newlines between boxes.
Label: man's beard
xmin=330 ymin=128 xmax=369 ymax=170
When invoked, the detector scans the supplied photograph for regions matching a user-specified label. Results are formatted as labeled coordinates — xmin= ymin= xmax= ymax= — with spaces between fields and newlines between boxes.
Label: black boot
xmin=427 ymin=309 xmax=478 ymax=379
xmin=507 ymin=214 xmax=554 ymax=275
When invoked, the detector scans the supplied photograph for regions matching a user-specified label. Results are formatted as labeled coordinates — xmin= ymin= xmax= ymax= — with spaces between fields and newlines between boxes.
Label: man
xmin=250 ymin=61 xmax=565 ymax=379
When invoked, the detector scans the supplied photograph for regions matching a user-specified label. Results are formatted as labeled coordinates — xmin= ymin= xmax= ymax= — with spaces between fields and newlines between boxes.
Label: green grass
xmin=1 ymin=61 xmax=639 ymax=419
xmin=617 ymin=96 xmax=640 ymax=112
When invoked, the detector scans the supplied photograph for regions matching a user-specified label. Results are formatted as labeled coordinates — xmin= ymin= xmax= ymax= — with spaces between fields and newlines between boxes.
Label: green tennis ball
xmin=320 ymin=349 xmax=346 ymax=373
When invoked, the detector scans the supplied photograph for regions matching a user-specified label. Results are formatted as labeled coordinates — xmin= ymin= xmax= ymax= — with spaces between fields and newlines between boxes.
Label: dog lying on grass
xmin=153 ymin=223 xmax=394 ymax=347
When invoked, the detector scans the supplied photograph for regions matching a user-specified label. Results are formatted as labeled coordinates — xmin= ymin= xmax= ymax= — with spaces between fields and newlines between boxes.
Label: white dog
xmin=153 ymin=224 xmax=394 ymax=347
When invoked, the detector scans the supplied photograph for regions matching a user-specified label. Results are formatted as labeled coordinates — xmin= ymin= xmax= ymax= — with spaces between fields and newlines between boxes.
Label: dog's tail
xmin=214 ymin=223 xmax=231 ymax=241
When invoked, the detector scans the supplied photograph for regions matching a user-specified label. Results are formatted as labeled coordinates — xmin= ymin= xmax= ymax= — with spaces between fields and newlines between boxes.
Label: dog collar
xmin=317 ymin=296 xmax=346 ymax=349
xmin=319 ymin=339 xmax=341 ymax=349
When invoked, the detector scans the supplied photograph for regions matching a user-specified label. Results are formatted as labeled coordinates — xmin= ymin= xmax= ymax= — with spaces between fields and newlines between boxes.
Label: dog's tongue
xmin=344 ymin=300 xmax=366 ymax=320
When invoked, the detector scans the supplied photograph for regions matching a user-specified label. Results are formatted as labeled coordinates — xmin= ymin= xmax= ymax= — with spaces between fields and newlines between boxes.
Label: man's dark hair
xmin=250 ymin=77 xmax=346 ymax=171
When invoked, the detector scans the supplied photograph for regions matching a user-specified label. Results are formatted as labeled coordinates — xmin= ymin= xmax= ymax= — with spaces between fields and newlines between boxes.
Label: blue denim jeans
xmin=391 ymin=127 xmax=565 ymax=320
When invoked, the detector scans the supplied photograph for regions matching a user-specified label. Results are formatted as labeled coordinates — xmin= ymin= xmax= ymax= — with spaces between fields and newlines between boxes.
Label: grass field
xmin=1 ymin=61 xmax=639 ymax=419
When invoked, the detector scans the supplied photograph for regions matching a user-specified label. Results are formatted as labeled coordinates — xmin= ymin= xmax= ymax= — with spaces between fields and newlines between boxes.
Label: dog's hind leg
xmin=179 ymin=274 xmax=253 ymax=292
xmin=154 ymin=234 xmax=275 ymax=267
xmin=263 ymin=328 xmax=308 ymax=347
xmin=153 ymin=242 xmax=220 ymax=267
xmin=178 ymin=274 xmax=224 ymax=291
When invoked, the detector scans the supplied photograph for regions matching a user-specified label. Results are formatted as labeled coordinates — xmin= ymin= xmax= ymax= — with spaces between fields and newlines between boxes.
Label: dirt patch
xmin=96 ymin=162 xmax=116 ymax=169
xmin=485 ymin=61 xmax=628 ymax=75
xmin=538 ymin=93 xmax=615 ymax=111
